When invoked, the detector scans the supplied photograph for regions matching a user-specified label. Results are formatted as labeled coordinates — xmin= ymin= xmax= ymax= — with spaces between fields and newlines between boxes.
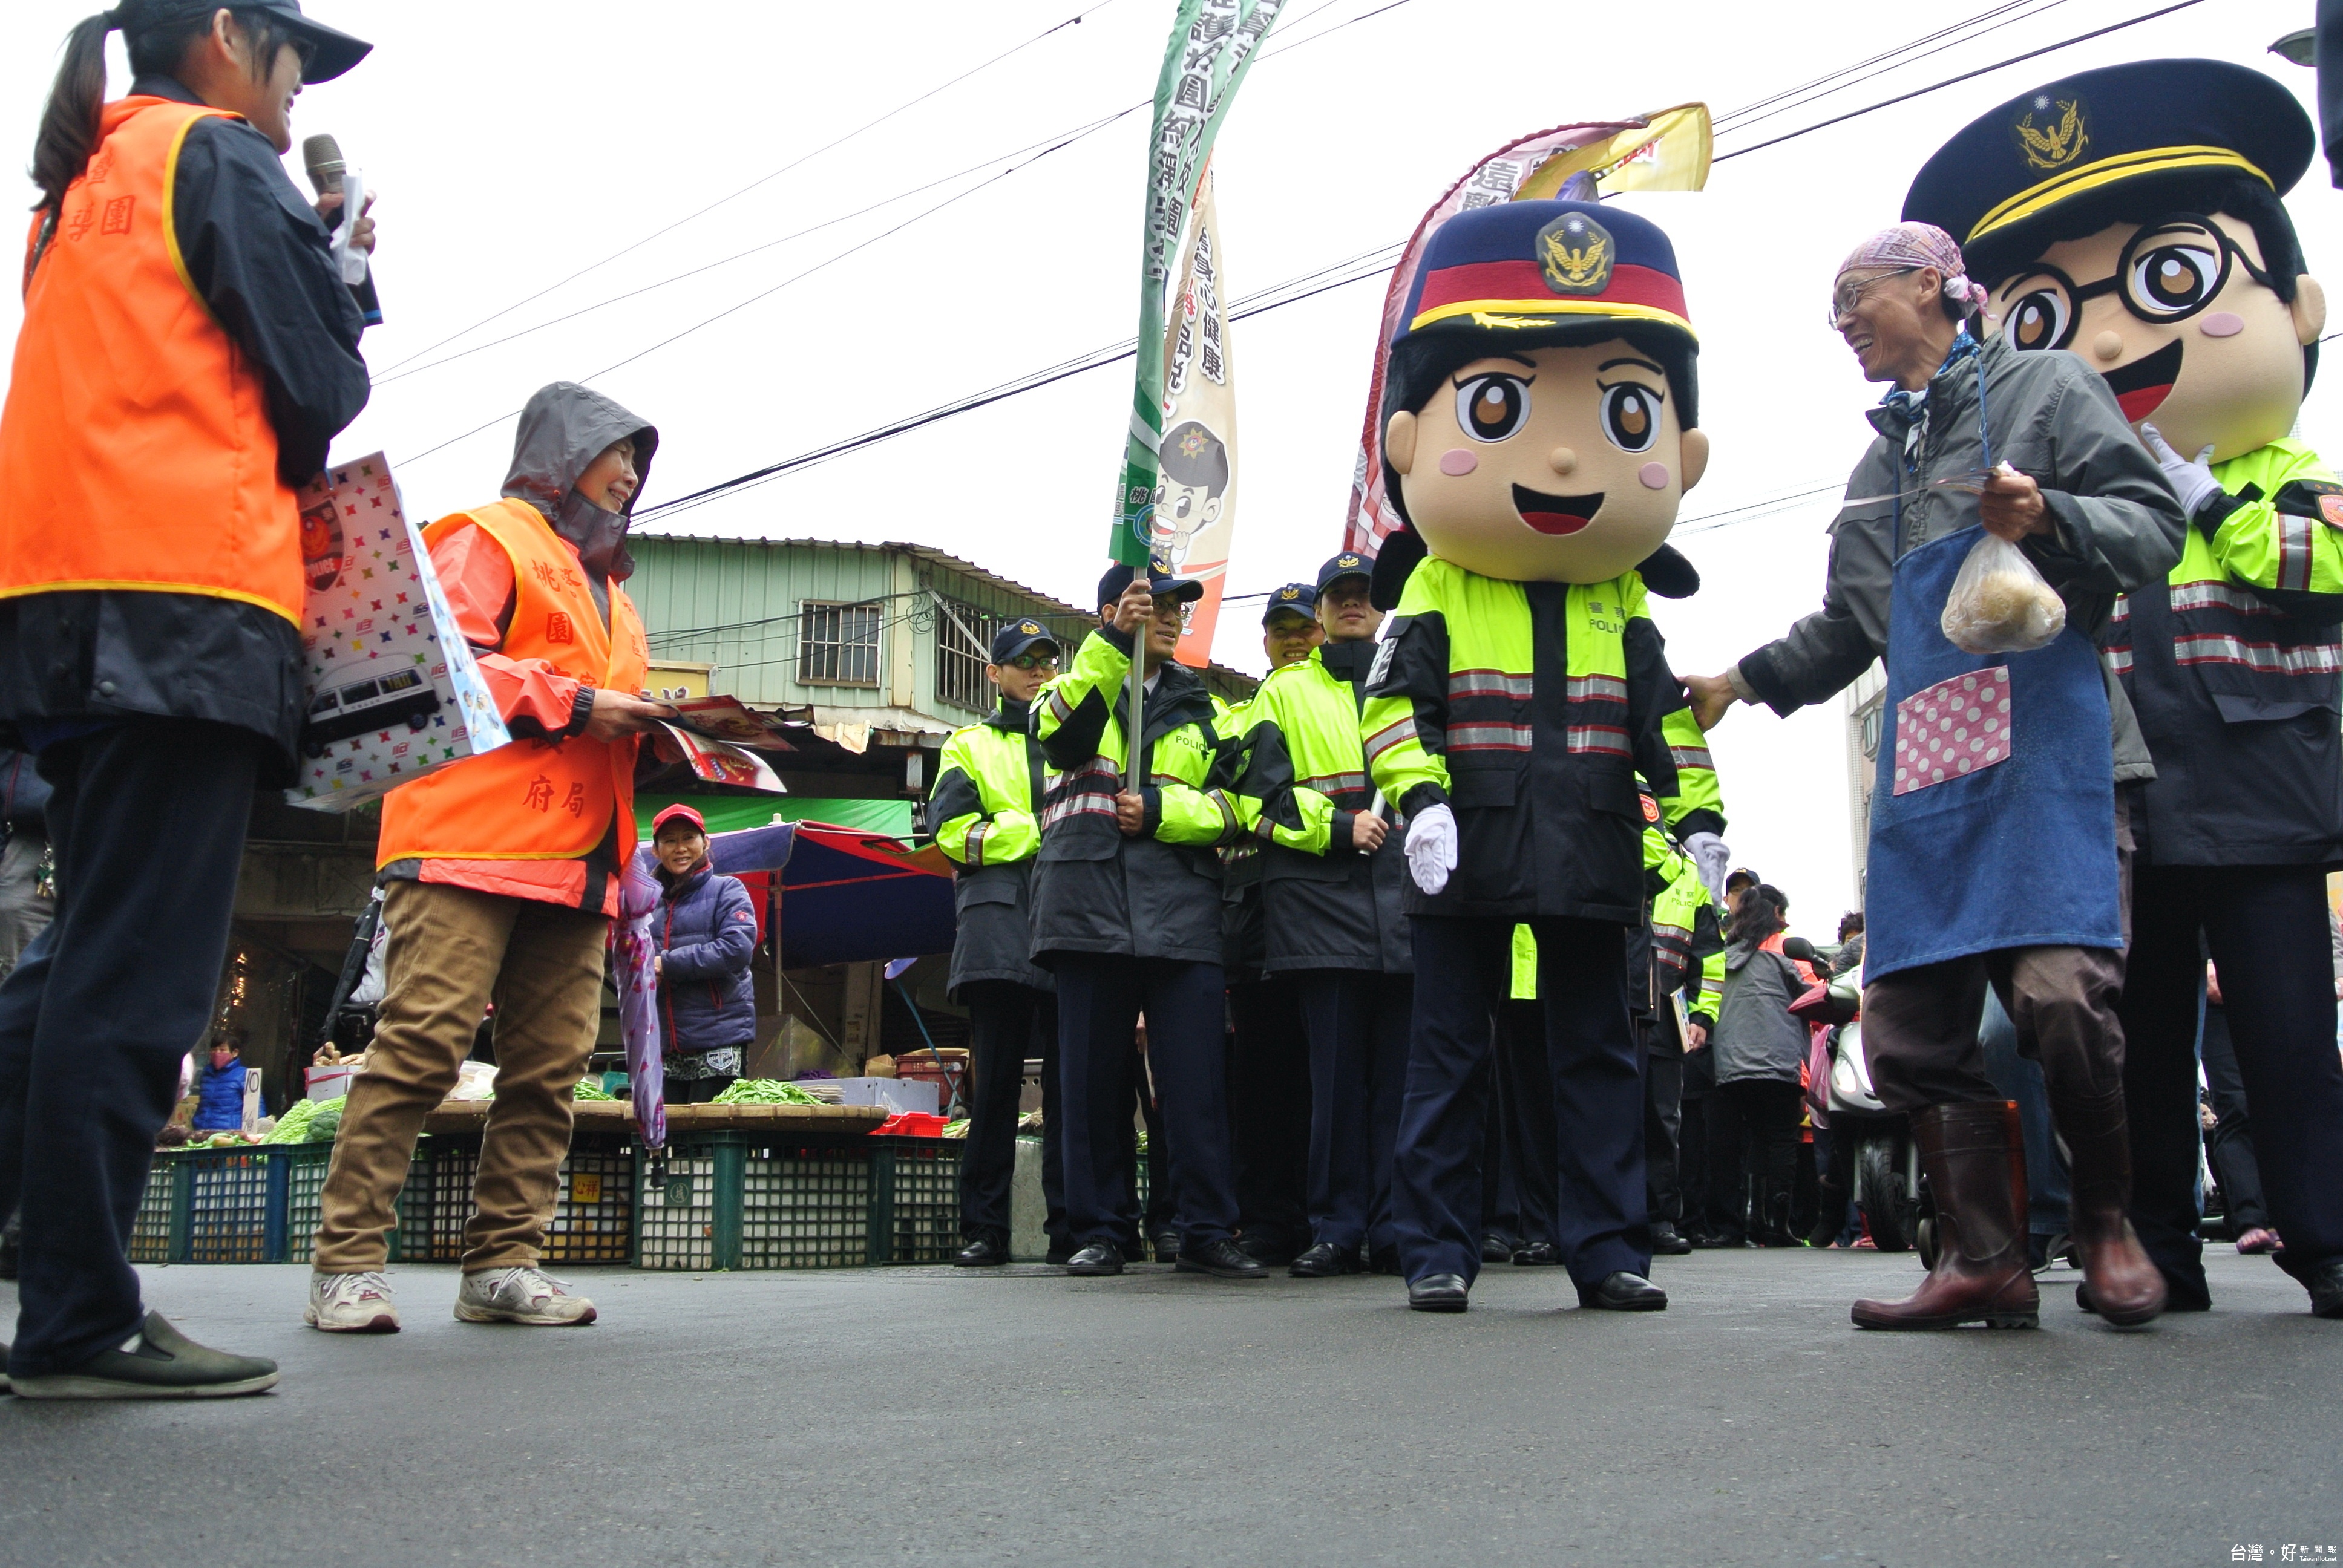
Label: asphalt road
xmin=1 ymin=1248 xmax=2335 ymax=1568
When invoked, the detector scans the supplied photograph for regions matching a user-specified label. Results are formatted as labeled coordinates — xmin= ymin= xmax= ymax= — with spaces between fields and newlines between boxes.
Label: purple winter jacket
xmin=654 ymin=864 xmax=759 ymax=1054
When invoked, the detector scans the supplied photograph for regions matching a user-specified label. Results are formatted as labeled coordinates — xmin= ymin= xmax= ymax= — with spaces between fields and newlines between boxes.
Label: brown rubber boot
xmin=2055 ymin=1089 xmax=2166 ymax=1328
xmin=1852 ymin=1102 xmax=2038 ymax=1331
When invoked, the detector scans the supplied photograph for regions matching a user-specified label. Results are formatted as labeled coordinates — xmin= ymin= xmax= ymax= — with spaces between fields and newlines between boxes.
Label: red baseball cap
xmin=651 ymin=803 xmax=707 ymax=835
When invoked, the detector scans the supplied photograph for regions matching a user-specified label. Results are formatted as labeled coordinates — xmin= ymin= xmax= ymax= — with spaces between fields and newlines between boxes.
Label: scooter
xmin=1788 ymin=955 xmax=1933 ymax=1261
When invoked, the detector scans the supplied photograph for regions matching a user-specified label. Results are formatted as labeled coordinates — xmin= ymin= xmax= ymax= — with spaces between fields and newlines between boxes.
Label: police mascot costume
xmin=1358 ymin=199 xmax=1727 ymax=1313
xmin=1909 ymin=59 xmax=2343 ymax=1321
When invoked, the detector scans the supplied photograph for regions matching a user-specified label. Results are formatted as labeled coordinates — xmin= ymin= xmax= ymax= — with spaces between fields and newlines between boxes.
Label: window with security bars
xmin=797 ymin=601 xmax=883 ymax=686
xmin=934 ymin=599 xmax=1006 ymax=713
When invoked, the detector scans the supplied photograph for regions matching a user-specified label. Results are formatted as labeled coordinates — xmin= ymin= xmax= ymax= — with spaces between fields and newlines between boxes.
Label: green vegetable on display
xmin=573 ymin=1079 xmax=615 ymax=1101
xmin=710 ymin=1079 xmax=824 ymax=1106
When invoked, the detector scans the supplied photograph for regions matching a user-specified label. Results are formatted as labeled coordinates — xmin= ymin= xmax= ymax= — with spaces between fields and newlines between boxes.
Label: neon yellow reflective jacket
xmin=929 ymin=704 xmax=1050 ymax=869
xmin=1361 ymin=555 xmax=1723 ymax=923
xmin=1031 ymin=626 xmax=1240 ymax=849
xmin=1233 ymin=646 xmax=1375 ymax=857
xmin=2109 ymin=436 xmax=2343 ymax=866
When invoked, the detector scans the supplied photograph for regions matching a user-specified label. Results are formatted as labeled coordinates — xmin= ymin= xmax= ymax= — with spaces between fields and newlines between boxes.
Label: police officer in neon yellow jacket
xmin=1907 ymin=60 xmax=2343 ymax=1319
xmin=928 ymin=619 xmax=1065 ymax=1268
xmin=1029 ymin=560 xmax=1259 ymax=1280
xmin=1356 ymin=199 xmax=1727 ymax=1314
xmin=1230 ymin=552 xmax=1412 ymax=1278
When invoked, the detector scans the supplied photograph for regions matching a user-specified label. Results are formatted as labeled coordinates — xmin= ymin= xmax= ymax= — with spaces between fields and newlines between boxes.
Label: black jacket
xmin=0 ymin=77 xmax=370 ymax=781
xmin=1029 ymin=650 xmax=1234 ymax=967
xmin=1 ymin=750 xmax=51 ymax=835
xmin=929 ymin=700 xmax=1054 ymax=998
xmin=1237 ymin=639 xmax=1411 ymax=975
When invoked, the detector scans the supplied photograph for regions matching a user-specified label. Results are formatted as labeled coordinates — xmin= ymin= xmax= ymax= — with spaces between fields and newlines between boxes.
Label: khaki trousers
xmin=314 ymin=879 xmax=608 ymax=1273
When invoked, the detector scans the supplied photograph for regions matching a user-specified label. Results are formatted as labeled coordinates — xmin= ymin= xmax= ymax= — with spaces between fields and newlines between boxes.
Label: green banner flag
xmin=1109 ymin=0 xmax=1283 ymax=567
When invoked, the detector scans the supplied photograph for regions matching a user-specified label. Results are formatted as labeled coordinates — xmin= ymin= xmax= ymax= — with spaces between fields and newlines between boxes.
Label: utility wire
xmin=1713 ymin=0 xmax=2204 ymax=163
xmin=621 ymin=0 xmax=2208 ymax=524
xmin=369 ymin=0 xmax=1124 ymax=377
xmin=1711 ymin=0 xmax=2063 ymax=132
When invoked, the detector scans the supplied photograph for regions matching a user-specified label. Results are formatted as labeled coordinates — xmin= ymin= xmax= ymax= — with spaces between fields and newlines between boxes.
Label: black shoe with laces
xmin=1650 ymin=1222 xmax=1693 ymax=1256
xmin=1511 ymin=1241 xmax=1561 ymax=1267
xmin=1176 ymin=1238 xmax=1268 ymax=1279
xmin=953 ymin=1236 xmax=1010 ymax=1267
xmin=1151 ymin=1229 xmax=1182 ymax=1264
xmin=1064 ymin=1243 xmax=1124 ymax=1276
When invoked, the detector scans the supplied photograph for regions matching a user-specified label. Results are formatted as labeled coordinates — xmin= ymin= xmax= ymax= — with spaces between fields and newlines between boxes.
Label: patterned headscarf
xmin=1836 ymin=222 xmax=1988 ymax=315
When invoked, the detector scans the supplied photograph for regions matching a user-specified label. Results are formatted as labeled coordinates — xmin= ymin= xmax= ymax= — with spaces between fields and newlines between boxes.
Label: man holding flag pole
xmin=1022 ymin=0 xmax=1283 ymax=1279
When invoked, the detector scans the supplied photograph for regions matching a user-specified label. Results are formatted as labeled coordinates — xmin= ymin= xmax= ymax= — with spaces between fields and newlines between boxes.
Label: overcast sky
xmin=5 ymin=0 xmax=2335 ymax=928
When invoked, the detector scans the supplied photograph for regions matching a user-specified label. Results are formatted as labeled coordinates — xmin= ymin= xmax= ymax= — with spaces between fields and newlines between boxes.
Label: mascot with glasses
xmin=1908 ymin=58 xmax=2343 ymax=1322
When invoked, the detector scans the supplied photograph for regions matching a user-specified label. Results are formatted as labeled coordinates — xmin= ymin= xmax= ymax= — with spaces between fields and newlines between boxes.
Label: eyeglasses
xmin=1987 ymin=213 xmax=2275 ymax=353
xmin=1006 ymin=652 xmax=1060 ymax=671
xmin=1827 ymin=267 xmax=1918 ymax=330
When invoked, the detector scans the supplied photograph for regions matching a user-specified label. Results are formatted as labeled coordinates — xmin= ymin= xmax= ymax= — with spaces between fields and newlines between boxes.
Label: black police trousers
xmin=2120 ymin=863 xmax=2343 ymax=1298
xmin=1228 ymin=974 xmax=1308 ymax=1255
xmin=957 ymin=981 xmax=1063 ymax=1253
xmin=0 ymin=720 xmax=261 ymax=1378
xmin=1055 ymin=955 xmax=1237 ymax=1253
xmin=1294 ymin=969 xmax=1411 ymax=1255
xmin=1394 ymin=915 xmax=1648 ymax=1289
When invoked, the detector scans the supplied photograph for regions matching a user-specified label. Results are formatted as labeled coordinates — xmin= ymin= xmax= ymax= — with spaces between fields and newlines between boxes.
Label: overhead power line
xmin=370 ymin=0 xmax=1126 ymax=378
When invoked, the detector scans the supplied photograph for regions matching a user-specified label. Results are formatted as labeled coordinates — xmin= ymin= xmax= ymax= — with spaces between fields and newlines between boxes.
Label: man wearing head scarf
xmin=304 ymin=383 xmax=674 ymax=1334
xmin=1686 ymin=223 xmax=2185 ymax=1332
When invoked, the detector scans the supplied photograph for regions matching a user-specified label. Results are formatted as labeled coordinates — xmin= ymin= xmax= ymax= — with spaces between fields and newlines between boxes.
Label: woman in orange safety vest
xmin=0 ymin=0 xmax=373 ymax=1400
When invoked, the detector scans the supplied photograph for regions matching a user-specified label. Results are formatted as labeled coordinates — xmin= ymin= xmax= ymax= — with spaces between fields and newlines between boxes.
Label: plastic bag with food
xmin=1941 ymin=530 xmax=2065 ymax=655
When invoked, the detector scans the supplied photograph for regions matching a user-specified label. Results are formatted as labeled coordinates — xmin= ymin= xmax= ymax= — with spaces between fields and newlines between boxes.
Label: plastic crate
xmin=634 ymin=1132 xmax=875 ymax=1270
xmin=128 ymin=1153 xmax=179 ymax=1264
xmin=416 ymin=1132 xmax=636 ymax=1265
xmin=871 ymin=1136 xmax=962 ymax=1264
xmin=281 ymin=1142 xmax=431 ymax=1266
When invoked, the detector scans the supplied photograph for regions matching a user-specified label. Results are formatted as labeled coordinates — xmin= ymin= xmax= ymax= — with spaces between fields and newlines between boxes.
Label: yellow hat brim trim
xmin=1406 ymin=298 xmax=1697 ymax=341
xmin=1968 ymin=146 xmax=2270 ymax=244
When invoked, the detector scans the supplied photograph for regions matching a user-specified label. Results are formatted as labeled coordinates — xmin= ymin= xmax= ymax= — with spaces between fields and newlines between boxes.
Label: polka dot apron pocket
xmin=1892 ymin=667 xmax=2011 ymax=795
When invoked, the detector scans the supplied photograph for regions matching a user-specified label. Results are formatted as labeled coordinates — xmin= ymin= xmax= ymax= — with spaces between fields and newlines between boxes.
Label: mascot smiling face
xmin=1907 ymin=59 xmax=2324 ymax=464
xmin=1378 ymin=201 xmax=1707 ymax=586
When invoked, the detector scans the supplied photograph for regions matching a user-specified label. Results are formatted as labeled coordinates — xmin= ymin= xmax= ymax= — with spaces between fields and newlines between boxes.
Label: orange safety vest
xmin=375 ymin=499 xmax=649 ymax=867
xmin=0 ymin=97 xmax=302 ymax=623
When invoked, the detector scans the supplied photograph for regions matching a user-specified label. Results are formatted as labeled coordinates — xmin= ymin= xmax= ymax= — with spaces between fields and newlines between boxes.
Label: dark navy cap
xmin=1903 ymin=59 xmax=2313 ymax=252
xmin=989 ymin=618 xmax=1059 ymax=664
xmin=1261 ymin=583 xmax=1318 ymax=626
xmin=1392 ymin=199 xmax=1694 ymax=351
xmin=118 ymin=0 xmax=373 ymax=82
xmin=1315 ymin=551 xmax=1372 ymax=595
xmin=1097 ymin=556 xmax=1205 ymax=610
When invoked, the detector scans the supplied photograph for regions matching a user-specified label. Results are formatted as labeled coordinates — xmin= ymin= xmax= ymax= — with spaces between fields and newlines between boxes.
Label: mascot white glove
xmin=1404 ymin=803 xmax=1459 ymax=895
xmin=2138 ymin=422 xmax=2223 ymax=518
xmin=1682 ymin=831 xmax=1732 ymax=906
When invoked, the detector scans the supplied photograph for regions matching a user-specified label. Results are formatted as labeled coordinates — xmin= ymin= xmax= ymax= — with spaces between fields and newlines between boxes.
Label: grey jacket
xmin=1712 ymin=936 xmax=1810 ymax=1088
xmin=1735 ymin=335 xmax=2186 ymax=782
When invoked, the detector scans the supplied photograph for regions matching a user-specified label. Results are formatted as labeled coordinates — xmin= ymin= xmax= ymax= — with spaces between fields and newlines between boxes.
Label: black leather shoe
xmin=1409 ymin=1273 xmax=1469 ymax=1312
xmin=1236 ymin=1231 xmax=1299 ymax=1267
xmin=1064 ymin=1243 xmax=1124 ymax=1276
xmin=1176 ymin=1237 xmax=1268 ymax=1279
xmin=1044 ymin=1240 xmax=1076 ymax=1267
xmin=1151 ymin=1229 xmax=1182 ymax=1264
xmin=1289 ymin=1241 xmax=1362 ymax=1277
xmin=1511 ymin=1241 xmax=1561 ymax=1267
xmin=1650 ymin=1222 xmax=1692 ymax=1256
xmin=1367 ymin=1244 xmax=1403 ymax=1276
xmin=1578 ymin=1270 xmax=1668 ymax=1311
xmin=2309 ymin=1259 xmax=2343 ymax=1319
xmin=1480 ymin=1233 xmax=1515 ymax=1263
xmin=953 ymin=1236 xmax=1009 ymax=1267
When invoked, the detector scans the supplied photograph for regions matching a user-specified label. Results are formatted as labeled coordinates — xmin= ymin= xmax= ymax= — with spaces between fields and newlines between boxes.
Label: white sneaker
xmin=454 ymin=1266 xmax=597 ymax=1326
xmin=305 ymin=1271 xmax=401 ymax=1333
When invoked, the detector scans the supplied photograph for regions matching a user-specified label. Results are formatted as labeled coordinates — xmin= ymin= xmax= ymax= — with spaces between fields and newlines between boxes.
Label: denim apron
xmin=1862 ymin=525 xmax=2123 ymax=980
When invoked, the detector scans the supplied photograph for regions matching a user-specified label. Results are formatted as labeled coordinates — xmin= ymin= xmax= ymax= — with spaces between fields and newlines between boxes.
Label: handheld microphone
xmin=301 ymin=133 xmax=382 ymax=326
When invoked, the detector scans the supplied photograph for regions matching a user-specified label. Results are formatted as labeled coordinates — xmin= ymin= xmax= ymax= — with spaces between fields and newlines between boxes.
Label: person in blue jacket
xmin=648 ymin=805 xmax=761 ymax=1104
xmin=189 ymin=1034 xmax=247 ymax=1134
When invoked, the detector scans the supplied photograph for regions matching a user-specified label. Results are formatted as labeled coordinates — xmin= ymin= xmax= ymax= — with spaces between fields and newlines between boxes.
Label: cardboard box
xmin=285 ymin=452 xmax=511 ymax=811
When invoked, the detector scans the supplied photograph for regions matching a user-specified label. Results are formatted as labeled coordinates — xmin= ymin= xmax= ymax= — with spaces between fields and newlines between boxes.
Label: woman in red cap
xmin=646 ymin=805 xmax=761 ymax=1104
